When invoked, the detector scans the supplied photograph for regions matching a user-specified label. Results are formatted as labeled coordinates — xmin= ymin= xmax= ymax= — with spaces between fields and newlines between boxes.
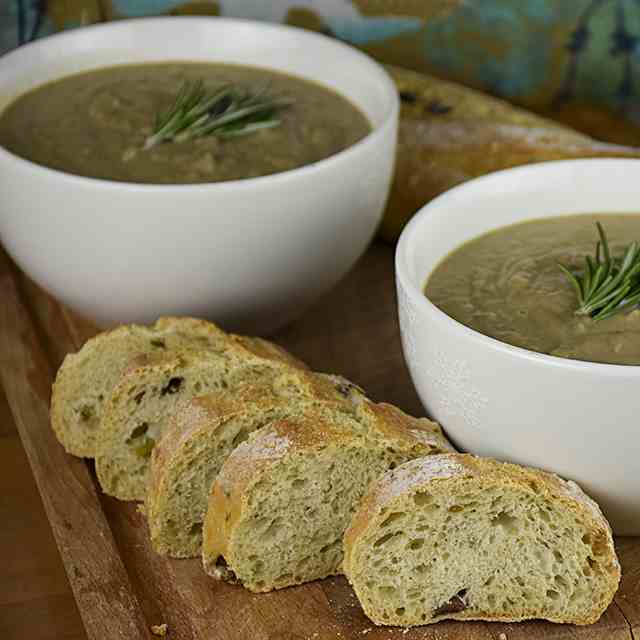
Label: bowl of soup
xmin=0 ymin=17 xmax=398 ymax=333
xmin=396 ymin=159 xmax=640 ymax=535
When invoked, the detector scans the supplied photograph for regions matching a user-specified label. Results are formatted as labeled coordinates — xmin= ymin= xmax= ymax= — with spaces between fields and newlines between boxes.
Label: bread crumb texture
xmin=202 ymin=408 xmax=453 ymax=593
xmin=50 ymin=317 xmax=228 ymax=457
xmin=344 ymin=454 xmax=620 ymax=627
xmin=95 ymin=333 xmax=308 ymax=501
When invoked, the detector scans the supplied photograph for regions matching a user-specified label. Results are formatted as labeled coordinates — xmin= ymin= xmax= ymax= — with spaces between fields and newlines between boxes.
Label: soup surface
xmin=425 ymin=214 xmax=640 ymax=365
xmin=0 ymin=63 xmax=371 ymax=184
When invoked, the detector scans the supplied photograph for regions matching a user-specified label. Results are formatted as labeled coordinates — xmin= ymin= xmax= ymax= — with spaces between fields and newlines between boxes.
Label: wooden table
xmin=1 ymin=243 xmax=638 ymax=640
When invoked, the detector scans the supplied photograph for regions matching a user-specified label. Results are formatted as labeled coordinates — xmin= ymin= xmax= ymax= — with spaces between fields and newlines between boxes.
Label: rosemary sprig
xmin=558 ymin=222 xmax=640 ymax=321
xmin=143 ymin=80 xmax=291 ymax=149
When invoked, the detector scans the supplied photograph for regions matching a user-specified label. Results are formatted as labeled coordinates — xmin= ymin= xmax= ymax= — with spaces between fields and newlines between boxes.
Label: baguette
xmin=343 ymin=454 xmax=620 ymax=626
xmin=382 ymin=65 xmax=640 ymax=241
xmin=202 ymin=404 xmax=454 ymax=592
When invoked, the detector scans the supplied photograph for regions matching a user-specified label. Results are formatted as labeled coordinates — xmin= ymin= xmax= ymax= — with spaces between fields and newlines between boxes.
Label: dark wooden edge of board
xmin=0 ymin=250 xmax=152 ymax=639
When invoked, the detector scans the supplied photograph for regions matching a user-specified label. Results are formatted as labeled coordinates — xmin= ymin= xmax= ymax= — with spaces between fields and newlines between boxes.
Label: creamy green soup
xmin=425 ymin=214 xmax=640 ymax=365
xmin=0 ymin=63 xmax=371 ymax=184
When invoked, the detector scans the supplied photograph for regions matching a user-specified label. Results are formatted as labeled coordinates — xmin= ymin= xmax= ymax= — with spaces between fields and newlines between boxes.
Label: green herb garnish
xmin=558 ymin=222 xmax=640 ymax=321
xmin=143 ymin=80 xmax=291 ymax=149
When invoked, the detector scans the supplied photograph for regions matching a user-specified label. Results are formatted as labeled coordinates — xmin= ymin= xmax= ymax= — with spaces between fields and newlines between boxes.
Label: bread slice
xmin=95 ymin=336 xmax=307 ymax=501
xmin=50 ymin=317 xmax=229 ymax=457
xmin=146 ymin=372 xmax=365 ymax=558
xmin=343 ymin=454 xmax=620 ymax=626
xmin=201 ymin=405 xmax=454 ymax=592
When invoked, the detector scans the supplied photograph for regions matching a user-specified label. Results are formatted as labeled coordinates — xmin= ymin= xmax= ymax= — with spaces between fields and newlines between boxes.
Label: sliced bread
xmin=201 ymin=406 xmax=454 ymax=592
xmin=343 ymin=454 xmax=620 ymax=626
xmin=94 ymin=338 xmax=307 ymax=501
xmin=50 ymin=317 xmax=229 ymax=457
xmin=146 ymin=372 xmax=365 ymax=558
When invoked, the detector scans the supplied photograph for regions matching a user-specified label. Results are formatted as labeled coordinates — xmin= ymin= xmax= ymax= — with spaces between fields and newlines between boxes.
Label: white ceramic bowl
xmin=396 ymin=159 xmax=640 ymax=535
xmin=0 ymin=17 xmax=397 ymax=334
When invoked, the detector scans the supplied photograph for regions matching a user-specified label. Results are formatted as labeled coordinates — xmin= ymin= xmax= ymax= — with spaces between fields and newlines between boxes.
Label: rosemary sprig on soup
xmin=143 ymin=80 xmax=293 ymax=149
xmin=0 ymin=63 xmax=371 ymax=184
xmin=424 ymin=214 xmax=640 ymax=365
xmin=557 ymin=222 xmax=640 ymax=322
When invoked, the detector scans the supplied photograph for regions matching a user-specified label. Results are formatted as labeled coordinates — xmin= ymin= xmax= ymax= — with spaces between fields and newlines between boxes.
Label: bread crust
xmin=344 ymin=454 xmax=621 ymax=626
xmin=357 ymin=402 xmax=452 ymax=453
xmin=381 ymin=65 xmax=640 ymax=242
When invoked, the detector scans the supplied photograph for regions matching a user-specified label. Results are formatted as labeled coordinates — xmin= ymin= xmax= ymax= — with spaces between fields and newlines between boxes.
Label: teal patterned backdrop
xmin=2 ymin=0 xmax=640 ymax=120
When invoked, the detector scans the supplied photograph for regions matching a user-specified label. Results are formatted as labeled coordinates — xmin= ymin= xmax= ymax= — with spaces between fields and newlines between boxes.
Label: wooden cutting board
xmin=0 ymin=243 xmax=638 ymax=640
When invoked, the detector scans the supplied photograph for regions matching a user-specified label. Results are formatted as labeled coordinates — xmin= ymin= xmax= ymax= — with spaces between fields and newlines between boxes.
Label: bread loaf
xmin=343 ymin=454 xmax=620 ymax=626
xmin=202 ymin=404 xmax=454 ymax=592
xmin=382 ymin=65 xmax=640 ymax=241
xmin=146 ymin=372 xmax=365 ymax=557
xmin=50 ymin=317 xmax=228 ymax=457
xmin=95 ymin=335 xmax=307 ymax=501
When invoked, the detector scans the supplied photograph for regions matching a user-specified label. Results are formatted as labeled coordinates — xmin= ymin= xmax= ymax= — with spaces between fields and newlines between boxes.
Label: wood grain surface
xmin=1 ymin=243 xmax=638 ymax=640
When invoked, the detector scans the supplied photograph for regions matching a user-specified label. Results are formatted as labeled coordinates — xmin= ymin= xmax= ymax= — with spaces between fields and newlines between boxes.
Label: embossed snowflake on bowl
xmin=396 ymin=280 xmax=420 ymax=363
xmin=423 ymin=348 xmax=488 ymax=431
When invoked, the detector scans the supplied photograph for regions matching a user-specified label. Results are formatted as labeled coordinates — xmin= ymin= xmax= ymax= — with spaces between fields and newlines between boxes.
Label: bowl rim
xmin=0 ymin=15 xmax=398 ymax=192
xmin=395 ymin=157 xmax=640 ymax=375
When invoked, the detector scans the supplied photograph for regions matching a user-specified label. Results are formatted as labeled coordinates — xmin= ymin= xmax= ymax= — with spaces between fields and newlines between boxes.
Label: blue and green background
xmin=3 ymin=0 xmax=640 ymax=140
